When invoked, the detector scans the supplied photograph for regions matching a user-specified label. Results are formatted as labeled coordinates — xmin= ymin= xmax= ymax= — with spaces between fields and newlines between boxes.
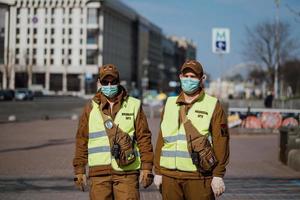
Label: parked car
xmin=15 ymin=89 xmax=34 ymax=101
xmin=0 ymin=89 xmax=15 ymax=101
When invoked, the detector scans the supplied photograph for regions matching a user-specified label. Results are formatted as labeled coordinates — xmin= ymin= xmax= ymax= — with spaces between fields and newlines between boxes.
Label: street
xmin=0 ymin=117 xmax=300 ymax=200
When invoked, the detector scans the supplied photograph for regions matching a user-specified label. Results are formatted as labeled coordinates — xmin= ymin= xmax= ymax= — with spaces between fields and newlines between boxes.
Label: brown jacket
xmin=154 ymin=90 xmax=229 ymax=179
xmin=73 ymin=86 xmax=153 ymax=177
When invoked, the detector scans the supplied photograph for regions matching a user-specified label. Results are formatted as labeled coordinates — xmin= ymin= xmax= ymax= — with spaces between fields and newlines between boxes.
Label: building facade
xmin=0 ymin=0 xmax=196 ymax=95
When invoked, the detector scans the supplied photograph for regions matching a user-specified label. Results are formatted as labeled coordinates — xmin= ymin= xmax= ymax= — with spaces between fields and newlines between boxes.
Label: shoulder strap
xmin=179 ymin=105 xmax=188 ymax=123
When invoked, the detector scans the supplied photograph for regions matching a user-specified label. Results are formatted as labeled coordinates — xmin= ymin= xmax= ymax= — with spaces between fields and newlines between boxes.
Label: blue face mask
xmin=180 ymin=77 xmax=200 ymax=94
xmin=101 ymin=85 xmax=119 ymax=98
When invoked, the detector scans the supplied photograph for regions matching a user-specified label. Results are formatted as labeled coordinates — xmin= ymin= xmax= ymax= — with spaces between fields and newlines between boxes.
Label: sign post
xmin=212 ymin=28 xmax=230 ymax=99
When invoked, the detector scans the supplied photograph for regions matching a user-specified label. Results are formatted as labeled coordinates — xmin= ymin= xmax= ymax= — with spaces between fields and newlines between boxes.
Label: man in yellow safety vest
xmin=154 ymin=60 xmax=230 ymax=200
xmin=73 ymin=64 xmax=154 ymax=200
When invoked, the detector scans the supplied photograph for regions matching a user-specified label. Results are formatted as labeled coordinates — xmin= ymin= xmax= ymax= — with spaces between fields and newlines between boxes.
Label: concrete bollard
xmin=8 ymin=115 xmax=16 ymax=122
xmin=287 ymin=149 xmax=300 ymax=171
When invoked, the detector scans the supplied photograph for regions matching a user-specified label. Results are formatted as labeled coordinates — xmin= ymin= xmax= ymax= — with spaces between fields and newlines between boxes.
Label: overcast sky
xmin=122 ymin=0 xmax=300 ymax=80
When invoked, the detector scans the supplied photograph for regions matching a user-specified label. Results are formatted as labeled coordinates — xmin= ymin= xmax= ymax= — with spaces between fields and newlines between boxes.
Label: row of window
xmin=17 ymin=7 xmax=83 ymax=16
xmin=15 ymin=36 xmax=84 ymax=46
xmin=14 ymin=49 xmax=98 ymax=65
xmin=16 ymin=16 xmax=80 ymax=25
xmin=15 ymin=57 xmax=83 ymax=66
xmin=16 ymin=48 xmax=83 ymax=55
xmin=16 ymin=27 xmax=83 ymax=36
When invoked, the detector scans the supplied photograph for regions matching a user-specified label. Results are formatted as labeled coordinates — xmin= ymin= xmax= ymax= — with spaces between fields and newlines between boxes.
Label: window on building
xmin=69 ymin=18 xmax=72 ymax=24
xmin=33 ymin=48 xmax=37 ymax=54
xmin=80 ymin=39 xmax=83 ymax=45
xmin=62 ymin=29 xmax=65 ymax=35
xmin=17 ymin=8 xmax=20 ymax=15
xmin=33 ymin=58 xmax=36 ymax=65
xmin=16 ymin=48 xmax=19 ymax=54
xmin=27 ymin=28 xmax=30 ymax=34
xmin=51 ymin=8 xmax=55 ymax=15
xmin=32 ymin=73 xmax=45 ymax=87
xmin=45 ymin=18 xmax=48 ymax=24
xmin=34 ymin=8 xmax=37 ymax=15
xmin=44 ymin=49 xmax=47 ymax=55
xmin=16 ymin=18 xmax=20 ymax=24
xmin=44 ymin=59 xmax=47 ymax=65
xmin=51 ymin=28 xmax=55 ymax=34
xmin=16 ymin=38 xmax=20 ymax=44
xmin=80 ymin=28 xmax=83 ymax=35
xmin=80 ymin=49 xmax=82 ymax=55
xmin=62 ymin=49 xmax=65 ymax=55
xmin=68 ymin=59 xmax=71 ymax=65
xmin=33 ymin=28 xmax=37 ymax=34
xmin=16 ymin=28 xmax=20 ymax=34
xmin=87 ymin=29 xmax=98 ymax=44
xmin=51 ymin=18 xmax=55 ymax=24
xmin=79 ymin=59 xmax=82 ymax=65
xmin=15 ymin=58 xmax=19 ymax=64
xmin=62 ymin=18 xmax=65 ymax=24
xmin=68 ymin=38 xmax=72 ymax=44
xmin=45 ymin=29 xmax=47 ymax=34
xmin=51 ymin=38 xmax=54 ymax=44
xmin=26 ymin=58 xmax=29 ymax=65
xmin=33 ymin=38 xmax=37 ymax=44
xmin=69 ymin=28 xmax=72 ymax=35
xmin=50 ymin=58 xmax=54 ymax=65
xmin=68 ymin=49 xmax=72 ymax=55
xmin=86 ymin=49 xmax=98 ymax=65
xmin=45 ymin=38 xmax=47 ymax=44
xmin=62 ymin=39 xmax=65 ymax=44
xmin=87 ymin=8 xmax=98 ymax=24
xmin=69 ymin=8 xmax=72 ymax=14
xmin=27 ymin=38 xmax=30 ymax=44
xmin=51 ymin=48 xmax=54 ymax=55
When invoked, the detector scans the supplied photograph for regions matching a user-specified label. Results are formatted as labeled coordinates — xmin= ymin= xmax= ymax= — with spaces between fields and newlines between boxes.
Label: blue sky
xmin=121 ymin=0 xmax=300 ymax=80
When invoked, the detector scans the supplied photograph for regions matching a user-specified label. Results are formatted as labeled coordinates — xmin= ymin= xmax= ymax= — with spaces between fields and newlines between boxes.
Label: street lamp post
xmin=141 ymin=59 xmax=150 ymax=104
xmin=274 ymin=0 xmax=280 ymax=99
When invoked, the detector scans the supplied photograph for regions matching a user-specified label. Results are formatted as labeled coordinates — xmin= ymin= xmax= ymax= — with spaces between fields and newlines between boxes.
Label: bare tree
xmin=242 ymin=21 xmax=299 ymax=87
xmin=286 ymin=4 xmax=300 ymax=23
xmin=3 ymin=48 xmax=14 ymax=89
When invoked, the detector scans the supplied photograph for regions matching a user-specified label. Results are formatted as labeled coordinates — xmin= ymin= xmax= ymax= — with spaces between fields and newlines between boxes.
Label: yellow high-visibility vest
xmin=88 ymin=96 xmax=141 ymax=171
xmin=160 ymin=93 xmax=217 ymax=172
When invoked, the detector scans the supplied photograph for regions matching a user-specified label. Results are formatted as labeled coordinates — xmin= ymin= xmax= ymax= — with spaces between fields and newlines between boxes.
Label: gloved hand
xmin=211 ymin=177 xmax=225 ymax=197
xmin=74 ymin=174 xmax=87 ymax=191
xmin=154 ymin=175 xmax=162 ymax=190
xmin=139 ymin=170 xmax=154 ymax=188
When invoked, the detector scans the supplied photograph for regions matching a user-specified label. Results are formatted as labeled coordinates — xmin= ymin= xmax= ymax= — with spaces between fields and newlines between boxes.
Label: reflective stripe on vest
xmin=88 ymin=96 xmax=141 ymax=171
xmin=160 ymin=93 xmax=217 ymax=172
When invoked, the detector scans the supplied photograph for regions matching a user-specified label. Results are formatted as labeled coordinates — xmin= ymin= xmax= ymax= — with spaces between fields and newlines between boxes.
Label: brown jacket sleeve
xmin=73 ymin=102 xmax=91 ymax=175
xmin=211 ymin=101 xmax=230 ymax=178
xmin=135 ymin=106 xmax=154 ymax=170
xmin=154 ymin=108 xmax=165 ymax=175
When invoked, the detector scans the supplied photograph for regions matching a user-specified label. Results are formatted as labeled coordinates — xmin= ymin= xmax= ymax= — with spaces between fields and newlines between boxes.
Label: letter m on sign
xmin=212 ymin=28 xmax=230 ymax=54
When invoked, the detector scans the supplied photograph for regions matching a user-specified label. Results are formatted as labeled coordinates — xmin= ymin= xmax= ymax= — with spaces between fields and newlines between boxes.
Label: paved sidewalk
xmin=0 ymin=119 xmax=300 ymax=199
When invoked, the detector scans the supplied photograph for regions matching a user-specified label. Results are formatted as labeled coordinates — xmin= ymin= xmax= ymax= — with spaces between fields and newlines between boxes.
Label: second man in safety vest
xmin=154 ymin=60 xmax=230 ymax=200
xmin=73 ymin=64 xmax=154 ymax=200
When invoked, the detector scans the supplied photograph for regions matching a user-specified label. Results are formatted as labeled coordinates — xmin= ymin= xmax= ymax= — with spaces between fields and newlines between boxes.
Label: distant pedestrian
xmin=264 ymin=91 xmax=274 ymax=108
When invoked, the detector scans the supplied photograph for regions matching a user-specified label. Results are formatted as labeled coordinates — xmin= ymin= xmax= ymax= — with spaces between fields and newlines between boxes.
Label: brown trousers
xmin=162 ymin=175 xmax=215 ymax=200
xmin=89 ymin=174 xmax=139 ymax=200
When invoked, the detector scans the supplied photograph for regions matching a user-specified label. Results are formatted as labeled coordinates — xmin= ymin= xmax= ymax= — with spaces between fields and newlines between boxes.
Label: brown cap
xmin=180 ymin=60 xmax=203 ymax=78
xmin=99 ymin=64 xmax=120 ymax=81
